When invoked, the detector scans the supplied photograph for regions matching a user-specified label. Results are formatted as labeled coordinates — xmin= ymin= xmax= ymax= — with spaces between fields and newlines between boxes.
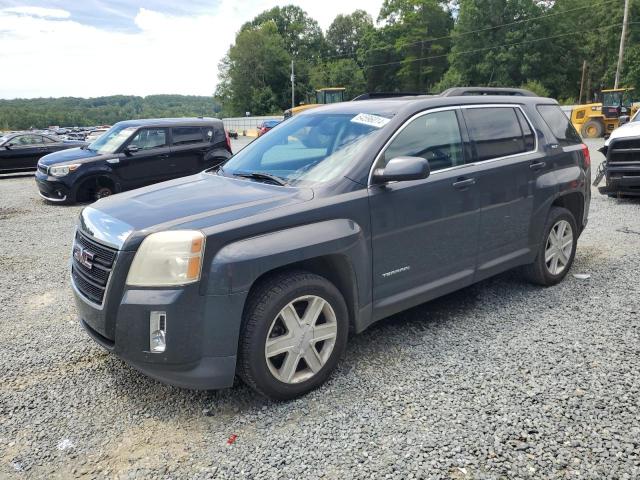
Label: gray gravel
xmin=2 ymin=138 xmax=640 ymax=479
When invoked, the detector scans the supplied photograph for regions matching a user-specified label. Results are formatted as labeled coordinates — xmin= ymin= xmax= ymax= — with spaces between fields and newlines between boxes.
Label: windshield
xmin=219 ymin=112 xmax=390 ymax=186
xmin=0 ymin=135 xmax=9 ymax=146
xmin=88 ymin=124 xmax=137 ymax=154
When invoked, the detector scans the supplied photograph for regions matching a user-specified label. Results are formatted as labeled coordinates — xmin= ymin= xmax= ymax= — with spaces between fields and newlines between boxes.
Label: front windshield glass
xmin=0 ymin=135 xmax=9 ymax=146
xmin=219 ymin=112 xmax=390 ymax=186
xmin=88 ymin=124 xmax=137 ymax=154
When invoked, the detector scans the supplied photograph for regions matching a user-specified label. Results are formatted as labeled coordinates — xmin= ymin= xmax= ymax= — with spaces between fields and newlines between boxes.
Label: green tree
xmin=326 ymin=10 xmax=374 ymax=58
xmin=310 ymin=59 xmax=367 ymax=100
xmin=215 ymin=22 xmax=291 ymax=115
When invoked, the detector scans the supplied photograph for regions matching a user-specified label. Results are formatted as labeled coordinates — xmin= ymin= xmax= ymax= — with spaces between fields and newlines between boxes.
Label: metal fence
xmin=222 ymin=116 xmax=284 ymax=137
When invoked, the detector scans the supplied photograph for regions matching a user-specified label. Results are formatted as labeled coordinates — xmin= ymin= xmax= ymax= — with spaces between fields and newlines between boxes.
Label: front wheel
xmin=237 ymin=271 xmax=349 ymax=400
xmin=524 ymin=207 xmax=578 ymax=286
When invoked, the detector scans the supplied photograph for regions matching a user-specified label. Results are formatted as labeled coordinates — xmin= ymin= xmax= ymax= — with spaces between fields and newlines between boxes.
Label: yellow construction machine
xmin=571 ymin=88 xmax=638 ymax=138
xmin=284 ymin=87 xmax=346 ymax=118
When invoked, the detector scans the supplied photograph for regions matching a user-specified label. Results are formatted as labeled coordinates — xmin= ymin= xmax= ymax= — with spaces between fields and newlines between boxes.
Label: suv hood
xmin=39 ymin=147 xmax=107 ymax=165
xmin=81 ymin=172 xmax=314 ymax=250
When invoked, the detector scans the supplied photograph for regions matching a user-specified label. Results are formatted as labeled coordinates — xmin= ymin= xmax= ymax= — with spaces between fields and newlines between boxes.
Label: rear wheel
xmin=581 ymin=120 xmax=603 ymax=138
xmin=237 ymin=271 xmax=349 ymax=400
xmin=524 ymin=207 xmax=578 ymax=286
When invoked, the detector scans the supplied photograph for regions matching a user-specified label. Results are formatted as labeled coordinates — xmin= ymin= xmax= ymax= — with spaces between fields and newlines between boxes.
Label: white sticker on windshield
xmin=350 ymin=113 xmax=390 ymax=129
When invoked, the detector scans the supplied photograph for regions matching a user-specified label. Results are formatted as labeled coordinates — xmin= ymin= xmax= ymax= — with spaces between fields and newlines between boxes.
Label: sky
xmin=0 ymin=0 xmax=384 ymax=99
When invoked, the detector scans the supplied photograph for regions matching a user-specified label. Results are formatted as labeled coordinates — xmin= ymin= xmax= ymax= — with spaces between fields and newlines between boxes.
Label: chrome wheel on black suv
xmin=238 ymin=271 xmax=348 ymax=400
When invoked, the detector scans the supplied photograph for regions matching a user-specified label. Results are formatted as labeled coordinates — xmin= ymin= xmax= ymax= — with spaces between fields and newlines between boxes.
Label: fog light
xmin=149 ymin=311 xmax=167 ymax=353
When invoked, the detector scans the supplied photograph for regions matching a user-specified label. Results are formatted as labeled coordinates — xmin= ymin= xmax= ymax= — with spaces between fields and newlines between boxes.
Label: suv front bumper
xmin=73 ymin=276 xmax=246 ymax=390
xmin=34 ymin=170 xmax=72 ymax=202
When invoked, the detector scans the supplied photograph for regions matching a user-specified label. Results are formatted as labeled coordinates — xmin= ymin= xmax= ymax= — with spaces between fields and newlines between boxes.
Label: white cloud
xmin=0 ymin=1 xmax=383 ymax=99
xmin=3 ymin=6 xmax=71 ymax=19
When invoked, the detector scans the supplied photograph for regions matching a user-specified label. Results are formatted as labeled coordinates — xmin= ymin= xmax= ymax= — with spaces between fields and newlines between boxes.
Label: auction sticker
xmin=351 ymin=113 xmax=390 ymax=129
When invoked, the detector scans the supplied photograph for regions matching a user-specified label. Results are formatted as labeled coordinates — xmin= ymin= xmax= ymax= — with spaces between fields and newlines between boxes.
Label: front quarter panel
xmin=206 ymin=218 xmax=368 ymax=296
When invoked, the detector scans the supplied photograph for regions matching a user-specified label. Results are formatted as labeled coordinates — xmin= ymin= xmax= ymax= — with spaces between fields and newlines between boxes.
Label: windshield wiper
xmin=232 ymin=171 xmax=288 ymax=186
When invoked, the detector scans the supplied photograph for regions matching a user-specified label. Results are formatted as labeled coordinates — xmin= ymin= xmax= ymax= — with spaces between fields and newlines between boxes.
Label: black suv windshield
xmin=88 ymin=124 xmax=137 ymax=154
xmin=220 ymin=112 xmax=390 ymax=186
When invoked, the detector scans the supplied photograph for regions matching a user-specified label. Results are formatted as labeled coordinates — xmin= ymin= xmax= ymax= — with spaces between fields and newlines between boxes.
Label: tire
xmin=581 ymin=120 xmax=604 ymax=138
xmin=76 ymin=177 xmax=115 ymax=203
xmin=524 ymin=207 xmax=578 ymax=286
xmin=237 ymin=270 xmax=349 ymax=400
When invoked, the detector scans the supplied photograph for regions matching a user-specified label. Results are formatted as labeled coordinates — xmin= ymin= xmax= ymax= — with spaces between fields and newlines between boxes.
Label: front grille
xmin=37 ymin=164 xmax=48 ymax=175
xmin=609 ymin=138 xmax=640 ymax=163
xmin=72 ymin=230 xmax=118 ymax=305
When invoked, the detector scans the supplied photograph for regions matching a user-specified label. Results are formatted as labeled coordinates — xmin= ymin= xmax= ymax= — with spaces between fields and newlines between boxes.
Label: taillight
xmin=581 ymin=144 xmax=591 ymax=169
xmin=225 ymin=129 xmax=232 ymax=153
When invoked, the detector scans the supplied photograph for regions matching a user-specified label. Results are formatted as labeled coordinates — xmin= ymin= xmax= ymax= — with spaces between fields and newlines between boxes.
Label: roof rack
xmin=440 ymin=87 xmax=538 ymax=97
xmin=351 ymin=92 xmax=424 ymax=101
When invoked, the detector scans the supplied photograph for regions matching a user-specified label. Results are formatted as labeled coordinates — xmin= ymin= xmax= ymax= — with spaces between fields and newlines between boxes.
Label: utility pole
xmin=579 ymin=60 xmax=587 ymax=104
xmin=291 ymin=60 xmax=295 ymax=109
xmin=614 ymin=0 xmax=630 ymax=89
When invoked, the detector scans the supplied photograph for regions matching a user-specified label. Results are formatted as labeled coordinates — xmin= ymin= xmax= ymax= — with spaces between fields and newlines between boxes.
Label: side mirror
xmin=372 ymin=156 xmax=430 ymax=183
xmin=125 ymin=145 xmax=140 ymax=155
xmin=4 ymin=143 xmax=14 ymax=149
xmin=619 ymin=115 xmax=630 ymax=126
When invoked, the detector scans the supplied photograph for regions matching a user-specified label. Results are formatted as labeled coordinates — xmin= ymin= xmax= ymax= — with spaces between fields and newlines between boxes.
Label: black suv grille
xmin=609 ymin=138 xmax=640 ymax=163
xmin=71 ymin=230 xmax=118 ymax=305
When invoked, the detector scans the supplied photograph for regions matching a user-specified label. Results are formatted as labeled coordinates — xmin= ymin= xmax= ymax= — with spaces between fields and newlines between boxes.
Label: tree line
xmin=0 ymin=95 xmax=221 ymax=131
xmin=215 ymin=0 xmax=640 ymax=116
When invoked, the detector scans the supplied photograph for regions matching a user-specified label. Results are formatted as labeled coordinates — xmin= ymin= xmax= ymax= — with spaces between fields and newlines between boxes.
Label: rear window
xmin=463 ymin=107 xmax=534 ymax=162
xmin=536 ymin=105 xmax=582 ymax=146
xmin=172 ymin=127 xmax=205 ymax=146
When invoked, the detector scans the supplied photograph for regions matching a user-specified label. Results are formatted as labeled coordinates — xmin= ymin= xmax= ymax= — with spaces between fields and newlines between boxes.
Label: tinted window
xmin=382 ymin=109 xmax=464 ymax=172
xmin=202 ymin=127 xmax=214 ymax=142
xmin=14 ymin=135 xmax=43 ymax=145
xmin=464 ymin=107 xmax=529 ymax=161
xmin=172 ymin=127 xmax=204 ymax=146
xmin=128 ymin=128 xmax=167 ymax=150
xmin=536 ymin=105 xmax=582 ymax=146
xmin=42 ymin=136 xmax=57 ymax=144
xmin=515 ymin=109 xmax=536 ymax=151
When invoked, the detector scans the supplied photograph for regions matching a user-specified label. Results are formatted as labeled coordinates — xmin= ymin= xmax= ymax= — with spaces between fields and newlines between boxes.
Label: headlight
xmin=49 ymin=163 xmax=80 ymax=177
xmin=126 ymin=230 xmax=205 ymax=287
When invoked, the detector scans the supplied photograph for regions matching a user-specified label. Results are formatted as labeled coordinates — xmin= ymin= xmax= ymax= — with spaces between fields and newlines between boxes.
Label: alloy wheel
xmin=545 ymin=219 xmax=573 ymax=275
xmin=265 ymin=295 xmax=337 ymax=384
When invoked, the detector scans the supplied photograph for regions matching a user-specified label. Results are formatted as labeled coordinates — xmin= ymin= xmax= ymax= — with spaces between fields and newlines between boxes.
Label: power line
xmin=324 ymin=0 xmax=620 ymax=61
xmin=363 ymin=21 xmax=639 ymax=70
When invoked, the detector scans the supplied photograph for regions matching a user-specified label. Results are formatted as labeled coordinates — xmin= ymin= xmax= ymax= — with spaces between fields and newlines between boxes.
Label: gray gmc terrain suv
xmin=72 ymin=93 xmax=591 ymax=399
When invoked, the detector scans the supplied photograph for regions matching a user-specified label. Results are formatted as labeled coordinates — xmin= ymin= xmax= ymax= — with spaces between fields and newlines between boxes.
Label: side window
xmin=515 ymin=109 xmax=536 ymax=151
xmin=172 ymin=127 xmax=204 ymax=146
xmin=381 ymin=109 xmax=464 ymax=172
xmin=15 ymin=135 xmax=41 ymax=145
xmin=202 ymin=127 xmax=214 ymax=143
xmin=464 ymin=107 xmax=530 ymax=162
xmin=536 ymin=104 xmax=582 ymax=146
xmin=42 ymin=136 xmax=57 ymax=144
xmin=128 ymin=128 xmax=168 ymax=150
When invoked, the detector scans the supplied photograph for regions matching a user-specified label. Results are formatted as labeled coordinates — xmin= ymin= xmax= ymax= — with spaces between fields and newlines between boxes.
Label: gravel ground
xmin=1 ymin=138 xmax=640 ymax=479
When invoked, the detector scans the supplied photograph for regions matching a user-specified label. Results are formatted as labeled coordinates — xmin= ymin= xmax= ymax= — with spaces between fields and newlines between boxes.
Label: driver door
xmin=114 ymin=128 xmax=172 ymax=188
xmin=368 ymin=108 xmax=481 ymax=320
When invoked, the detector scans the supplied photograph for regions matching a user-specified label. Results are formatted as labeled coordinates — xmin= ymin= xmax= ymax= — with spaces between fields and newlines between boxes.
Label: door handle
xmin=530 ymin=161 xmax=547 ymax=171
xmin=452 ymin=177 xmax=476 ymax=189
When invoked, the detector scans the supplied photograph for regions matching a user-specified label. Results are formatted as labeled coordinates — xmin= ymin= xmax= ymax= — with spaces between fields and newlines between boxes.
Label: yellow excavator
xmin=571 ymin=88 xmax=638 ymax=138
xmin=284 ymin=87 xmax=346 ymax=118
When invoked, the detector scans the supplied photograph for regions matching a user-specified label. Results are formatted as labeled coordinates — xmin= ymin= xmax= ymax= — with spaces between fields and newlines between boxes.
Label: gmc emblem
xmin=73 ymin=244 xmax=94 ymax=269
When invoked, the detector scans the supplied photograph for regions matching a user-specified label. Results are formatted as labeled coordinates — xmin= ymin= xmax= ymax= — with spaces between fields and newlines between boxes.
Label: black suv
xmin=71 ymin=93 xmax=590 ymax=400
xmin=35 ymin=118 xmax=232 ymax=203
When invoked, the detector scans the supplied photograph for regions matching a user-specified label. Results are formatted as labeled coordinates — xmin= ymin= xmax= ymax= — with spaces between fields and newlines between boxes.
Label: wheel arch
xmin=551 ymin=191 xmax=585 ymax=233
xmin=73 ymin=172 xmax=120 ymax=201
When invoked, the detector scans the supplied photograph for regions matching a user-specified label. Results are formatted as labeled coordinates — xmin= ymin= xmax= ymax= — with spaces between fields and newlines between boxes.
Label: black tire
xmin=523 ymin=207 xmax=578 ymax=286
xmin=76 ymin=177 xmax=115 ymax=203
xmin=581 ymin=120 xmax=604 ymax=138
xmin=237 ymin=270 xmax=349 ymax=400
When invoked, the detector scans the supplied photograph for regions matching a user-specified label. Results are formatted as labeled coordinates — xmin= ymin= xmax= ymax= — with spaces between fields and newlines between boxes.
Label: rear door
xmin=114 ymin=128 xmax=172 ymax=188
xmin=461 ymin=105 xmax=542 ymax=280
xmin=169 ymin=126 xmax=209 ymax=177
